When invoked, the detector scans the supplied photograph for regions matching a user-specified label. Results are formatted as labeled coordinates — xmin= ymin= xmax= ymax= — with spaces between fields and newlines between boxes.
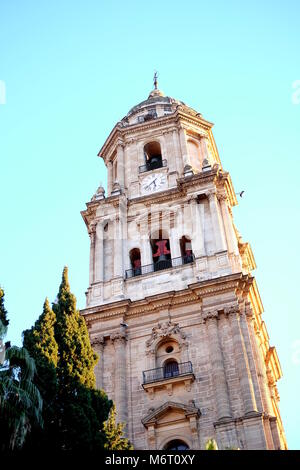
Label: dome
xmin=120 ymin=84 xmax=201 ymax=126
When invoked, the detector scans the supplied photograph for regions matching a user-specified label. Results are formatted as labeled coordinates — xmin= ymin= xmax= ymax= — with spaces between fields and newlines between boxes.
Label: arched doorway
xmin=164 ymin=439 xmax=190 ymax=450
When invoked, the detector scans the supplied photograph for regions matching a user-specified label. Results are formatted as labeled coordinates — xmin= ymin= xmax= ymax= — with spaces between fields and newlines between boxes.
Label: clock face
xmin=141 ymin=173 xmax=167 ymax=194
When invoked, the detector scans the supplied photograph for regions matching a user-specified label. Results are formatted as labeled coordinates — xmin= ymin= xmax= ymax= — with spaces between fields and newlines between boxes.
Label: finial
xmin=153 ymin=71 xmax=158 ymax=90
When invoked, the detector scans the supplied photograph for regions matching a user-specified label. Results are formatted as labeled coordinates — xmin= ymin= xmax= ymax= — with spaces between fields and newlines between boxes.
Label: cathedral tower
xmin=80 ymin=80 xmax=287 ymax=450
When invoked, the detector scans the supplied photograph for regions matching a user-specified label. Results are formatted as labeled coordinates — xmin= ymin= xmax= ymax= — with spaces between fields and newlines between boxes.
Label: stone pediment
xmin=142 ymin=401 xmax=200 ymax=428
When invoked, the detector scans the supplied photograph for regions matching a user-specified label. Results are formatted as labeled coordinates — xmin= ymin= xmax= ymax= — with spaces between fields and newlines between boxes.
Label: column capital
xmin=224 ymin=305 xmax=241 ymax=317
xmin=217 ymin=191 xmax=228 ymax=203
xmin=91 ymin=335 xmax=105 ymax=348
xmin=116 ymin=139 xmax=125 ymax=149
xmin=206 ymin=189 xmax=217 ymax=201
xmin=202 ymin=309 xmax=219 ymax=322
xmin=111 ymin=331 xmax=127 ymax=345
xmin=187 ymin=195 xmax=198 ymax=204
xmin=88 ymin=221 xmax=97 ymax=236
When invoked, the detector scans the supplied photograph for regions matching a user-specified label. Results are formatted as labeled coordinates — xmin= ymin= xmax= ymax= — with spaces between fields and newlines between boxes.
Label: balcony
xmin=139 ymin=158 xmax=167 ymax=173
xmin=142 ymin=361 xmax=195 ymax=398
xmin=125 ymin=253 xmax=195 ymax=279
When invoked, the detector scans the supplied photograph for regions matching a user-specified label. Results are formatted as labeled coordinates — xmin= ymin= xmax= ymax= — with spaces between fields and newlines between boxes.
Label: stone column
xmin=161 ymin=131 xmax=173 ymax=172
xmin=117 ymin=142 xmax=125 ymax=189
xmin=88 ymin=223 xmax=96 ymax=285
xmin=190 ymin=198 xmax=205 ymax=257
xmin=94 ymin=221 xmax=104 ymax=282
xmin=240 ymin=303 xmax=264 ymax=413
xmin=250 ymin=316 xmax=274 ymax=416
xmin=204 ymin=310 xmax=231 ymax=420
xmin=169 ymin=226 xmax=181 ymax=259
xmin=107 ymin=160 xmax=113 ymax=196
xmin=113 ymin=216 xmax=123 ymax=278
xmin=111 ymin=332 xmax=128 ymax=428
xmin=201 ymin=136 xmax=213 ymax=165
xmin=172 ymin=128 xmax=183 ymax=174
xmin=178 ymin=126 xmax=190 ymax=169
xmin=91 ymin=336 xmax=105 ymax=389
xmin=218 ymin=194 xmax=239 ymax=255
xmin=226 ymin=306 xmax=258 ymax=415
xmin=207 ymin=191 xmax=227 ymax=253
xmin=140 ymin=222 xmax=152 ymax=268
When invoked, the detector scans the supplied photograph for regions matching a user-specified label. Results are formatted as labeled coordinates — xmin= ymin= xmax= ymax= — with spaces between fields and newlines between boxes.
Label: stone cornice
xmin=188 ymin=272 xmax=253 ymax=298
xmin=97 ymin=109 xmax=214 ymax=163
xmin=81 ymin=273 xmax=253 ymax=325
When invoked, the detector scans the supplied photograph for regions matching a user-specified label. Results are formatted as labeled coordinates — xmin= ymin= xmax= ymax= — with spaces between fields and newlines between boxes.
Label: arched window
xmin=151 ymin=230 xmax=171 ymax=271
xmin=164 ymin=439 xmax=190 ymax=450
xmin=144 ymin=141 xmax=163 ymax=171
xmin=180 ymin=236 xmax=194 ymax=264
xmin=163 ymin=359 xmax=179 ymax=378
xmin=129 ymin=248 xmax=141 ymax=277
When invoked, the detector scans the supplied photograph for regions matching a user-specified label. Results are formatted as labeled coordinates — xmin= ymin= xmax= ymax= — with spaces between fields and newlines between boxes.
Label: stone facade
xmin=80 ymin=84 xmax=287 ymax=450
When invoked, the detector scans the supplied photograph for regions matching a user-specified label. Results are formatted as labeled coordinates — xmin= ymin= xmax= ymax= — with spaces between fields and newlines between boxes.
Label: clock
xmin=141 ymin=173 xmax=167 ymax=194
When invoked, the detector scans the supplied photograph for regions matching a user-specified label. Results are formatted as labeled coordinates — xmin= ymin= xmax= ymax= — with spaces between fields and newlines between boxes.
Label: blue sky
xmin=0 ymin=0 xmax=299 ymax=449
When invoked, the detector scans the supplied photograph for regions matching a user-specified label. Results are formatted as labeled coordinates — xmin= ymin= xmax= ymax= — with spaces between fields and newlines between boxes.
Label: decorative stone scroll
xmin=146 ymin=321 xmax=187 ymax=348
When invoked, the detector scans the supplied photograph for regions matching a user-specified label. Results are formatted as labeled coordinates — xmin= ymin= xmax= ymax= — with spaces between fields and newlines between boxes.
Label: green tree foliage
xmin=0 ymin=346 xmax=43 ymax=451
xmin=205 ymin=438 xmax=218 ymax=450
xmin=0 ymin=286 xmax=9 ymax=338
xmin=52 ymin=267 xmax=97 ymax=389
xmin=23 ymin=266 xmax=126 ymax=451
xmin=103 ymin=404 xmax=133 ymax=450
xmin=23 ymin=298 xmax=58 ymax=448
xmin=0 ymin=286 xmax=9 ymax=365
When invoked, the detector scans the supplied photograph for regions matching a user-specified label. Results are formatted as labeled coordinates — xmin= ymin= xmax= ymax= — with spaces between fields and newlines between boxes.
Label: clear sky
xmin=1 ymin=0 xmax=299 ymax=449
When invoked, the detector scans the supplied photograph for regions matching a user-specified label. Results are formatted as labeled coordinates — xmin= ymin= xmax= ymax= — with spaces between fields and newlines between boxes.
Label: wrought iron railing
xmin=138 ymin=158 xmax=167 ymax=173
xmin=125 ymin=253 xmax=195 ymax=279
xmin=143 ymin=361 xmax=193 ymax=385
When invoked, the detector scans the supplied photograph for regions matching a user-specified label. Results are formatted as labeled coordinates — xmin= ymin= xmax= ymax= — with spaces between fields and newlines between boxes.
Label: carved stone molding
xmin=145 ymin=348 xmax=156 ymax=357
xmin=146 ymin=321 xmax=187 ymax=348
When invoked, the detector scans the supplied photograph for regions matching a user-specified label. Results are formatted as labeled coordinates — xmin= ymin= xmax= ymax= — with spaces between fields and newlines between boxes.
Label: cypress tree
xmin=23 ymin=267 xmax=114 ymax=451
xmin=103 ymin=404 xmax=133 ymax=450
xmin=23 ymin=298 xmax=59 ymax=450
xmin=0 ymin=286 xmax=9 ymax=338
xmin=0 ymin=286 xmax=9 ymax=365
xmin=53 ymin=266 xmax=98 ymax=389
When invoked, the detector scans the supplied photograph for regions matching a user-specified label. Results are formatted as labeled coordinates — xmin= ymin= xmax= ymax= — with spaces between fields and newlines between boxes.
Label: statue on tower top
xmin=153 ymin=71 xmax=158 ymax=90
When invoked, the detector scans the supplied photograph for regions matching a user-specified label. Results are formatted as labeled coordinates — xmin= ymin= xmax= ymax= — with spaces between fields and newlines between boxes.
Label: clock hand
xmin=145 ymin=178 xmax=157 ymax=191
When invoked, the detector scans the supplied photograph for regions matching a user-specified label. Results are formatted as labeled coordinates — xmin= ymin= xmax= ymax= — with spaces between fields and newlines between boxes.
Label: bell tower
xmin=80 ymin=79 xmax=287 ymax=450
